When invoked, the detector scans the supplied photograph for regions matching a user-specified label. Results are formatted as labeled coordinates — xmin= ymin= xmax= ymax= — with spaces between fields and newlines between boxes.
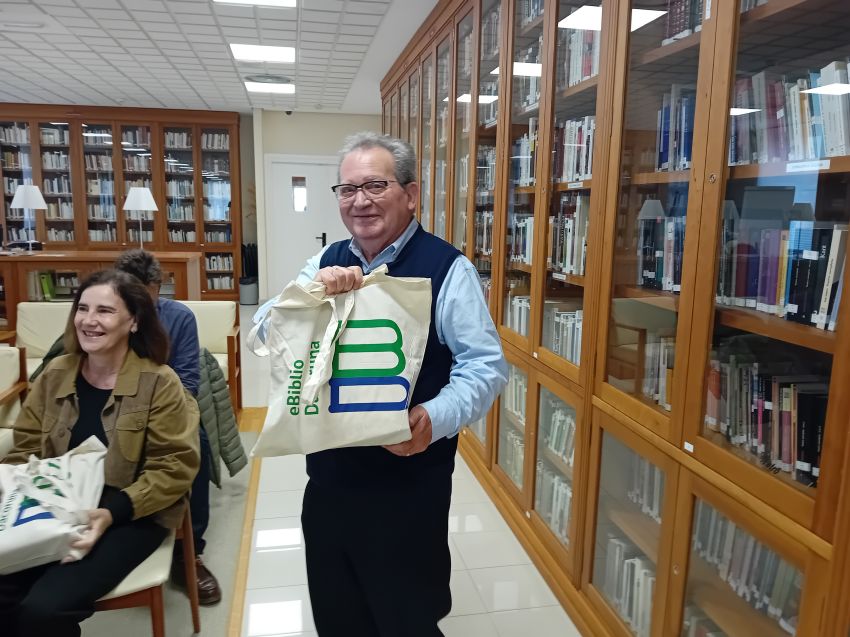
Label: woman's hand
xmin=62 ymin=508 xmax=114 ymax=562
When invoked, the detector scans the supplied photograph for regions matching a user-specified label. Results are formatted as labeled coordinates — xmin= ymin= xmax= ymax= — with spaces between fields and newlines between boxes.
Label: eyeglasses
xmin=330 ymin=179 xmax=401 ymax=200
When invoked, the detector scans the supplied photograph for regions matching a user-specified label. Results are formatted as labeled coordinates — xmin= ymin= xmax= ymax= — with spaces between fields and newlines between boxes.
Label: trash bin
xmin=239 ymin=276 xmax=259 ymax=305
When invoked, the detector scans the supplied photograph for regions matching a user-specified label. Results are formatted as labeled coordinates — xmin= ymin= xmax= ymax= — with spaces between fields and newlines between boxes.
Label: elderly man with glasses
xmin=254 ymin=131 xmax=506 ymax=636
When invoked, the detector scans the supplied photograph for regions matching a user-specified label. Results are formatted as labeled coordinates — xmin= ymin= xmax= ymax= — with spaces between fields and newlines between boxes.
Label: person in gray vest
xmin=253 ymin=132 xmax=507 ymax=636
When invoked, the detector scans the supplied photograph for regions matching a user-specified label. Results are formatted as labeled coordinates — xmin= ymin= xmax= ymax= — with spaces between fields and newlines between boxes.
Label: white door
xmin=264 ymin=157 xmax=349 ymax=297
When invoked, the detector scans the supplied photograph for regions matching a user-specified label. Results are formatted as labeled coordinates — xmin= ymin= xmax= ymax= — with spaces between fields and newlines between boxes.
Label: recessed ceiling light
xmin=557 ymin=6 xmax=666 ymax=32
xmin=730 ymin=107 xmax=760 ymax=116
xmin=214 ymin=0 xmax=295 ymax=7
xmin=245 ymin=81 xmax=295 ymax=94
xmin=802 ymin=83 xmax=850 ymax=96
xmin=490 ymin=62 xmax=542 ymax=77
xmin=49 ymin=122 xmax=68 ymax=126
xmin=245 ymin=73 xmax=291 ymax=84
xmin=230 ymin=43 xmax=295 ymax=64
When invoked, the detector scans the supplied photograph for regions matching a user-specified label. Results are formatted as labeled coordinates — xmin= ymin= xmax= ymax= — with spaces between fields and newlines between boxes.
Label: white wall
xmin=239 ymin=113 xmax=257 ymax=245
xmin=253 ymin=110 xmax=382 ymax=298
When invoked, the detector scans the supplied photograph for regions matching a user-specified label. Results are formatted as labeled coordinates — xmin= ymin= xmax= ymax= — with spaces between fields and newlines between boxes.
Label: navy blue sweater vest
xmin=307 ymin=225 xmax=462 ymax=486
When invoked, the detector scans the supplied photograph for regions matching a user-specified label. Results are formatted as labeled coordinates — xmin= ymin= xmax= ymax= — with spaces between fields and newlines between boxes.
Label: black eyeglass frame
xmin=330 ymin=179 xmax=405 ymax=199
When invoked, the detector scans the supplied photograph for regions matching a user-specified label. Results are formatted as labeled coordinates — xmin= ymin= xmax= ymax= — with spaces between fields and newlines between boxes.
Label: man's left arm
xmin=169 ymin=310 xmax=201 ymax=397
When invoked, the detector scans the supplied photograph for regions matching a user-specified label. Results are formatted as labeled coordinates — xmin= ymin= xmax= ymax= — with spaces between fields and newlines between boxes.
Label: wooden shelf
xmin=557 ymin=75 xmax=599 ymax=100
xmin=607 ymin=504 xmax=660 ymax=562
xmin=475 ymin=252 xmax=492 ymax=262
xmin=205 ymin=269 xmax=234 ymax=274
xmin=540 ymin=445 xmax=573 ymax=482
xmin=200 ymin=148 xmax=230 ymax=153
xmin=550 ymin=271 xmax=585 ymax=286
xmin=514 ymin=185 xmax=536 ymax=195
xmin=518 ymin=13 xmax=544 ymax=36
xmin=555 ymin=179 xmax=592 ymax=192
xmin=714 ymin=304 xmax=835 ymax=354
xmin=501 ymin=406 xmax=526 ymax=433
xmin=508 ymin=260 xmax=533 ymax=274
xmin=514 ymin=102 xmax=540 ymax=119
xmin=44 ymin=218 xmax=74 ymax=223
xmin=630 ymin=170 xmax=690 ymax=185
xmin=728 ymin=155 xmax=850 ymax=180
xmin=167 ymin=219 xmax=197 ymax=224
xmin=740 ymin=0 xmax=808 ymax=25
xmin=615 ymin=285 xmax=680 ymax=312
xmin=635 ymin=31 xmax=701 ymax=68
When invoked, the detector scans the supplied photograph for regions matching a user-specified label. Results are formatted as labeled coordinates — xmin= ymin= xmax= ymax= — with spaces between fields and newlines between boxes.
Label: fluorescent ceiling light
xmin=443 ymin=94 xmax=499 ymax=104
xmin=802 ymin=82 xmax=850 ymax=96
xmin=214 ymin=0 xmax=295 ymax=6
xmin=730 ymin=107 xmax=760 ymax=116
xmin=230 ymin=43 xmax=295 ymax=64
xmin=49 ymin=122 xmax=68 ymax=126
xmin=82 ymin=132 xmax=111 ymax=137
xmin=557 ymin=7 xmax=665 ymax=31
xmin=245 ymin=81 xmax=295 ymax=94
xmin=490 ymin=62 xmax=542 ymax=77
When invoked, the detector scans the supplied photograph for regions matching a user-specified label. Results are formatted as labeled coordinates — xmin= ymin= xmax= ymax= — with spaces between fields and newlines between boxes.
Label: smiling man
xmin=253 ymin=131 xmax=507 ymax=636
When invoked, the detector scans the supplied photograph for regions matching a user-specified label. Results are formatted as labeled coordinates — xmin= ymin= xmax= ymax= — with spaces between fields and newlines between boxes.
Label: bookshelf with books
xmin=381 ymin=0 xmax=850 ymax=634
xmin=1 ymin=120 xmax=35 ymax=245
xmin=409 ymin=69 xmax=420 ymax=161
xmin=451 ymin=12 xmax=475 ymax=252
xmin=421 ymin=54 xmax=435 ymax=233
xmin=82 ymin=122 xmax=118 ymax=246
xmin=435 ymin=37 xmax=453 ymax=240
xmin=400 ymin=80 xmax=410 ymax=144
xmin=39 ymin=122 xmax=75 ymax=244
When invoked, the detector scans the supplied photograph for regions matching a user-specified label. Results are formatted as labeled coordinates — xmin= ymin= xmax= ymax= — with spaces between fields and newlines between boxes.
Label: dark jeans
xmin=189 ymin=425 xmax=211 ymax=555
xmin=0 ymin=519 xmax=167 ymax=637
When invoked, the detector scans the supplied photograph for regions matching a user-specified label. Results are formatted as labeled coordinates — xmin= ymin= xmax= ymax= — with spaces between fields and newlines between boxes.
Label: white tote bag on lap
xmin=248 ymin=265 xmax=431 ymax=456
xmin=0 ymin=436 xmax=107 ymax=574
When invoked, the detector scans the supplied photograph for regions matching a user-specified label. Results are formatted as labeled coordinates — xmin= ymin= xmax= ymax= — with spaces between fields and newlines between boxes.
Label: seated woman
xmin=0 ymin=269 xmax=200 ymax=637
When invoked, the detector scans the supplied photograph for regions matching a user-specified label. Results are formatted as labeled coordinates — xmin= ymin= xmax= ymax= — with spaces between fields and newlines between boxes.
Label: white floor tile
xmin=448 ymin=536 xmax=466 ymax=571
xmin=438 ymin=613 xmax=498 ymax=637
xmin=492 ymin=606 xmax=582 ymax=637
xmin=258 ymin=455 xmax=309 ymax=492
xmin=449 ymin=501 xmax=509 ymax=534
xmin=450 ymin=477 xmax=491 ymax=504
xmin=469 ymin=564 xmax=559 ymax=612
xmin=452 ymin=457 xmax=475 ymax=481
xmin=247 ymin=517 xmax=308 ymax=588
xmin=255 ymin=490 xmax=305 ymax=519
xmin=452 ymin=531 xmax=531 ymax=570
xmin=242 ymin=585 xmax=314 ymax=636
xmin=447 ymin=570 xmax=487 ymax=616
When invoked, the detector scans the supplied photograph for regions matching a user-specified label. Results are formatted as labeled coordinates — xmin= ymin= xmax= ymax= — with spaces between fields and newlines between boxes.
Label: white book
xmin=816 ymin=226 xmax=847 ymax=327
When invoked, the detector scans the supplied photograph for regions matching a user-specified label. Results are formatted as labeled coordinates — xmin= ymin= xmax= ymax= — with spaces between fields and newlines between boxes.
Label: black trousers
xmin=301 ymin=467 xmax=453 ymax=637
xmin=0 ymin=519 xmax=167 ymax=637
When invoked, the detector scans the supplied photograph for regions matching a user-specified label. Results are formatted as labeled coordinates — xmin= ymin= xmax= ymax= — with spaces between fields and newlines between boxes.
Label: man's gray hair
xmin=338 ymin=131 xmax=417 ymax=185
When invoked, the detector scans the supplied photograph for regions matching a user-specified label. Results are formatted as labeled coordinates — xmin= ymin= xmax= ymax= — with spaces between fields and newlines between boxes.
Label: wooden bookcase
xmin=383 ymin=0 xmax=850 ymax=634
xmin=0 ymin=104 xmax=241 ymax=300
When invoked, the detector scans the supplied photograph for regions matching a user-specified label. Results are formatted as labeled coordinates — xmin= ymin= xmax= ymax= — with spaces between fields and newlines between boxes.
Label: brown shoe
xmin=173 ymin=556 xmax=222 ymax=606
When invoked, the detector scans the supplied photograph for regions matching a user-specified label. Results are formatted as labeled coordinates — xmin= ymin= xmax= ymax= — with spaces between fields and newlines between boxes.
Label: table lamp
xmin=9 ymin=184 xmax=47 ymax=252
xmin=123 ymin=187 xmax=158 ymax=249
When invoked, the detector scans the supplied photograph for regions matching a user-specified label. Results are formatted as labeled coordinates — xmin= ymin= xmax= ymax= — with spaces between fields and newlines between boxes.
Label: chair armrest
xmin=0 ymin=331 xmax=16 ymax=345
xmin=226 ymin=325 xmax=242 ymax=411
xmin=0 ymin=381 xmax=27 ymax=405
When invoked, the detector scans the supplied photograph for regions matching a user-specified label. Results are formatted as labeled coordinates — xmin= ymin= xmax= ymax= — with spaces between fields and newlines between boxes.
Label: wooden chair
xmin=94 ymin=507 xmax=201 ymax=636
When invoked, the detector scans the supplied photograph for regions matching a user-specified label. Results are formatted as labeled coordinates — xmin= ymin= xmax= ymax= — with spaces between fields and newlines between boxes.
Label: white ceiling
xmin=0 ymin=0 xmax=436 ymax=115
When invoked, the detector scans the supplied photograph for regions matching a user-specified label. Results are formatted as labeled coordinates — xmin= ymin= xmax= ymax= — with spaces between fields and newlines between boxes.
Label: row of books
xmin=127 ymin=228 xmax=154 ymax=243
xmin=86 ymin=179 xmax=114 ymax=196
xmin=705 ymin=340 xmax=829 ymax=486
xmin=504 ymin=366 xmax=528 ymax=424
xmin=43 ymin=151 xmax=70 ymax=170
xmin=437 ymin=104 xmax=450 ymax=147
xmin=166 ymin=180 xmax=194 ymax=197
xmin=169 ymin=229 xmax=196 ymax=242
xmin=89 ymin=228 xmax=117 ymax=242
xmin=549 ymin=191 xmax=589 ymax=275
xmin=44 ymin=201 xmax=73 ymax=219
xmin=126 ymin=210 xmax=155 ymax=221
xmin=43 ymin=175 xmax=73 ymax=195
xmin=125 ymin=177 xmax=152 ymax=190
xmin=480 ymin=79 xmax=499 ymax=128
xmin=509 ymin=212 xmax=534 ymax=264
xmin=717 ymin=218 xmax=846 ymax=331
xmin=556 ymin=16 xmax=600 ymax=89
xmin=458 ymin=30 xmax=474 ymax=80
xmin=638 ymin=215 xmax=687 ymax=292
xmin=164 ymin=131 xmax=192 ymax=148
xmin=500 ymin=427 xmax=525 ymax=487
xmin=602 ymin=535 xmax=656 ymax=637
xmin=728 ymin=60 xmax=850 ymax=166
xmin=0 ymin=124 xmax=30 ymax=144
xmin=516 ymin=36 xmax=543 ymax=112
xmin=455 ymin=153 xmax=469 ymax=194
xmin=87 ymin=203 xmax=116 ymax=220
xmin=84 ymin=153 xmax=111 ymax=171
xmin=206 ymin=274 xmax=235 ymax=290
xmin=477 ymin=145 xmax=496 ymax=191
xmin=479 ymin=274 xmax=492 ymax=305
xmin=540 ymin=392 xmax=576 ymax=465
xmin=45 ymin=228 xmax=73 ymax=242
xmin=691 ymin=499 xmax=801 ymax=634
xmin=681 ymin=607 xmax=723 ymax=637
xmin=512 ymin=118 xmax=538 ymax=188
xmin=518 ymin=0 xmax=543 ymax=27
xmin=642 ymin=333 xmax=676 ymax=412
xmin=3 ymin=176 xmax=29 ymax=193
xmin=505 ymin=293 xmax=531 ymax=337
xmin=122 ymin=127 xmax=151 ymax=147
xmin=203 ymin=206 xmax=231 ymax=222
xmin=2 ymin=151 xmax=31 ymax=168
xmin=553 ymin=115 xmax=595 ymax=183
xmin=629 ymin=454 xmax=665 ymax=524
xmin=26 ymin=270 xmax=79 ymax=301
xmin=656 ymin=83 xmax=696 ymax=172
xmin=205 ymin=229 xmax=232 ymax=243
xmin=435 ymin=159 xmax=447 ymax=197
xmin=124 ymin=155 xmax=151 ymax=172
xmin=202 ymin=157 xmax=230 ymax=173
xmin=475 ymin=208 xmax=494 ymax=256
xmin=40 ymin=127 xmax=69 ymax=145
xmin=481 ymin=6 xmax=500 ymax=59
xmin=206 ymin=253 xmax=234 ymax=270
xmin=542 ymin=304 xmax=583 ymax=365
xmin=662 ymin=0 xmax=704 ymax=46
xmin=535 ymin=463 xmax=572 ymax=544
xmin=200 ymin=132 xmax=229 ymax=151
xmin=167 ymin=204 xmax=194 ymax=221
xmin=7 ymin=227 xmax=36 ymax=241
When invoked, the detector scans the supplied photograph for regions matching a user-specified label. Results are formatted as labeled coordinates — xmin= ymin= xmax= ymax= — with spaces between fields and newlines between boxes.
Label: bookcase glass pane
xmin=162 ymin=126 xmax=194 ymax=248
xmin=604 ymin=2 xmax=704 ymax=412
xmin=82 ymin=122 xmax=115 ymax=244
xmin=541 ymin=0 xmax=605 ymax=366
xmin=501 ymin=0 xmax=545 ymax=337
xmin=409 ymin=71 xmax=420 ymax=159
xmin=201 ymin=127 xmax=232 ymax=246
xmin=421 ymin=56 xmax=434 ymax=231
xmin=0 ymin=273 xmax=6 ymax=327
xmin=498 ymin=364 xmax=528 ymax=489
xmin=533 ymin=387 xmax=576 ymax=547
xmin=682 ymin=499 xmax=804 ymax=637
xmin=434 ymin=38 xmax=451 ymax=240
xmin=41 ymin=122 xmax=74 ymax=243
xmin=400 ymin=81 xmax=409 ymax=143
xmin=1 ymin=121 xmax=34 ymax=244
xmin=701 ymin=0 xmax=850 ymax=496
xmin=452 ymin=14 xmax=474 ymax=252
xmin=474 ymin=0 xmax=501 ymax=307
xmin=119 ymin=125 xmax=152 ymax=246
xmin=467 ymin=417 xmax=486 ymax=445
xmin=383 ymin=100 xmax=390 ymax=134
xmin=205 ymin=251 xmax=234 ymax=291
xmin=390 ymin=92 xmax=399 ymax=138
xmin=592 ymin=432 xmax=664 ymax=636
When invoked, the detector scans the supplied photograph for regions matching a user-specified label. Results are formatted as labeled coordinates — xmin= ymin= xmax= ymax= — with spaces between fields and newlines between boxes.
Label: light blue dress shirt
xmin=253 ymin=218 xmax=508 ymax=443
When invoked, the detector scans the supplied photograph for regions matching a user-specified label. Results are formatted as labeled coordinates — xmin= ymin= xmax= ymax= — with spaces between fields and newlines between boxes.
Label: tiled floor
xmin=238 ymin=305 xmax=582 ymax=637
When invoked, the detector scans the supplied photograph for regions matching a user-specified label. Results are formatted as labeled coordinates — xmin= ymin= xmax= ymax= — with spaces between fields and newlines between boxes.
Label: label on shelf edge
xmin=802 ymin=250 xmax=819 ymax=260
xmin=787 ymin=159 xmax=830 ymax=173
xmin=684 ymin=441 xmax=694 ymax=453
xmin=567 ymin=181 xmax=583 ymax=189
xmin=552 ymin=272 xmax=567 ymax=281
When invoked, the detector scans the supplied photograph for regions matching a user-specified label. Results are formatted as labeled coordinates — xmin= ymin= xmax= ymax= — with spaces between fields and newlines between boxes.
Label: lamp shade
xmin=637 ymin=198 xmax=665 ymax=220
xmin=10 ymin=185 xmax=47 ymax=210
xmin=123 ymin=187 xmax=158 ymax=211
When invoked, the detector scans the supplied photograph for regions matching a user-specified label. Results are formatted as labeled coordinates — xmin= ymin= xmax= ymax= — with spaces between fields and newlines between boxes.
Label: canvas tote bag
xmin=0 ymin=436 xmax=107 ymax=574
xmin=248 ymin=265 xmax=431 ymax=456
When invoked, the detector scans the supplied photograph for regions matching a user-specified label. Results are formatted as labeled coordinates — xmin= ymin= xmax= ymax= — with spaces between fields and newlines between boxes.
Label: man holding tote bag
xmin=253 ymin=132 xmax=506 ymax=636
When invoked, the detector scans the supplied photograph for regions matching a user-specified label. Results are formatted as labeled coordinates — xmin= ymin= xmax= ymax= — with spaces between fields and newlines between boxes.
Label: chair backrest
xmin=0 ymin=346 xmax=24 ymax=426
xmin=177 ymin=300 xmax=236 ymax=354
xmin=15 ymin=302 xmax=72 ymax=358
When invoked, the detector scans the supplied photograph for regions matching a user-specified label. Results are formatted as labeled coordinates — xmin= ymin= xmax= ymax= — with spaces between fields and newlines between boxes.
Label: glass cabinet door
xmin=689 ymin=0 xmax=850 ymax=528
xmin=591 ymin=430 xmax=666 ymax=636
xmin=681 ymin=498 xmax=804 ymax=637
xmin=390 ymin=91 xmax=399 ymax=138
xmin=421 ymin=55 xmax=434 ymax=231
xmin=40 ymin=122 xmax=74 ymax=243
xmin=201 ymin=127 xmax=232 ymax=246
xmin=400 ymin=80 xmax=409 ymax=143
xmin=533 ymin=384 xmax=577 ymax=547
xmin=119 ymin=125 xmax=152 ymax=246
xmin=0 ymin=121 xmax=34 ymax=244
xmin=434 ymin=38 xmax=451 ymax=240
xmin=540 ymin=1 xmax=607 ymax=369
xmin=500 ymin=0 xmax=545 ymax=339
xmin=604 ymin=2 xmax=706 ymax=413
xmin=409 ymin=70 xmax=420 ymax=159
xmin=383 ymin=97 xmax=391 ymax=134
xmin=498 ymin=363 xmax=529 ymax=490
xmin=451 ymin=14 xmax=474 ymax=252
xmin=162 ymin=126 xmax=194 ymax=248
xmin=81 ymin=122 xmax=116 ymax=245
